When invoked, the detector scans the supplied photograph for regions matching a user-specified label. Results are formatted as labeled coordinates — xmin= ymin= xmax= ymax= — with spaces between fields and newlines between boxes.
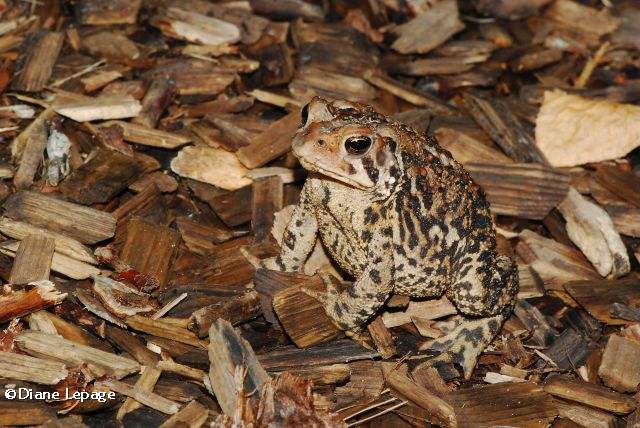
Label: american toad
xmin=253 ymin=97 xmax=518 ymax=379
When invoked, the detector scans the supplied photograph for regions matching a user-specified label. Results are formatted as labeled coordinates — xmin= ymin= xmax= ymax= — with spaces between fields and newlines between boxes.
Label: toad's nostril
xmin=317 ymin=139 xmax=326 ymax=146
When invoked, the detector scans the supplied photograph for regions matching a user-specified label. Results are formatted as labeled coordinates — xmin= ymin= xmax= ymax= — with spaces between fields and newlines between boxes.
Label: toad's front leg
xmin=303 ymin=233 xmax=394 ymax=332
xmin=244 ymin=184 xmax=318 ymax=272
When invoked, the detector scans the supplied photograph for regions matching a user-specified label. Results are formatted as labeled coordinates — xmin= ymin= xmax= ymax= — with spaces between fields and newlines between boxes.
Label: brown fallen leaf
xmin=535 ymin=90 xmax=640 ymax=167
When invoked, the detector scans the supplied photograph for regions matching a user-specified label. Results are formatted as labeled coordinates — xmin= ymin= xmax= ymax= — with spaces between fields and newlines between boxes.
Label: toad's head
xmin=292 ymin=97 xmax=402 ymax=194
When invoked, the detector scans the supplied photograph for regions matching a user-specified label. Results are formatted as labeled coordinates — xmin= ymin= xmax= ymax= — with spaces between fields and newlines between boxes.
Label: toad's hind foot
xmin=419 ymin=314 xmax=504 ymax=380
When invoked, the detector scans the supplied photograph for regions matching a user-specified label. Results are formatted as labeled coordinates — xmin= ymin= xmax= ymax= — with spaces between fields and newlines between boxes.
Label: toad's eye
xmin=300 ymin=103 xmax=309 ymax=128
xmin=344 ymin=136 xmax=372 ymax=156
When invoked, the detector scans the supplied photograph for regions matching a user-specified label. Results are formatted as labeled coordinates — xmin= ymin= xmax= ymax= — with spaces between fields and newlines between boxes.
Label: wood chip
xmin=391 ymin=0 xmax=465 ymax=54
xmin=12 ymin=31 xmax=63 ymax=92
xmin=462 ymin=91 xmax=546 ymax=163
xmin=554 ymin=399 xmax=623 ymax=428
xmin=77 ymin=0 xmax=142 ymax=25
xmin=558 ymin=187 xmax=629 ymax=278
xmin=365 ymin=70 xmax=457 ymax=115
xmin=188 ymin=290 xmax=262 ymax=338
xmin=516 ymin=229 xmax=600 ymax=291
xmin=98 ymin=378 xmax=180 ymax=415
xmin=132 ymin=77 xmax=174 ymax=128
xmin=382 ymin=297 xmax=457 ymax=328
xmin=0 ymin=402 xmax=55 ymax=426
xmin=102 ymin=120 xmax=191 ymax=149
xmin=15 ymin=330 xmax=140 ymax=379
xmin=81 ymin=69 xmax=123 ymax=93
xmin=53 ymin=95 xmax=142 ymax=122
xmin=9 ymin=234 xmax=54 ymax=284
xmin=92 ymin=274 xmax=157 ymax=318
xmin=598 ymin=334 xmax=640 ymax=393
xmin=595 ymin=165 xmax=640 ymax=209
xmin=208 ymin=318 xmax=270 ymax=416
xmin=367 ymin=315 xmax=397 ymax=358
xmin=0 ymin=281 xmax=66 ymax=323
xmin=120 ymin=216 xmax=180 ymax=289
xmin=152 ymin=8 xmax=241 ymax=46
xmin=81 ymin=31 xmax=140 ymax=61
xmin=545 ymin=0 xmax=620 ymax=42
xmin=383 ymin=365 xmax=456 ymax=427
xmin=257 ymin=339 xmax=378 ymax=371
xmin=236 ymin=110 xmax=300 ymax=169
xmin=564 ymin=278 xmax=640 ymax=325
xmin=0 ymin=351 xmax=68 ymax=385
xmin=59 ymin=148 xmax=143 ymax=205
xmin=159 ymin=400 xmax=209 ymax=428
xmin=467 ymin=163 xmax=569 ymax=220
xmin=125 ymin=315 xmax=205 ymax=348
xmin=270 ymin=270 xmax=343 ymax=347
xmin=251 ymin=176 xmax=283 ymax=242
xmin=3 ymin=191 xmax=116 ymax=244
xmin=544 ymin=375 xmax=636 ymax=414
xmin=116 ymin=365 xmax=161 ymax=421
xmin=448 ymin=382 xmax=558 ymax=427
xmin=13 ymin=109 xmax=50 ymax=190
xmin=171 ymin=146 xmax=252 ymax=191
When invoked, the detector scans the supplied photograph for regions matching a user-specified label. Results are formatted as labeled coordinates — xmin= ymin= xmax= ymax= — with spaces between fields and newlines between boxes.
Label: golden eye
xmin=344 ymin=136 xmax=372 ymax=155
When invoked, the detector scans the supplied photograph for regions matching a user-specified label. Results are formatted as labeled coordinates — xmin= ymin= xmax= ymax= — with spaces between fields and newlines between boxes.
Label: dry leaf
xmin=535 ymin=90 xmax=640 ymax=167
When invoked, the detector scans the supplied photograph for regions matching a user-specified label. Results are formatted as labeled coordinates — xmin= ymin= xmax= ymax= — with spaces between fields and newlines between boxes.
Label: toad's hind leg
xmin=421 ymin=254 xmax=518 ymax=379
xmin=420 ymin=314 xmax=504 ymax=380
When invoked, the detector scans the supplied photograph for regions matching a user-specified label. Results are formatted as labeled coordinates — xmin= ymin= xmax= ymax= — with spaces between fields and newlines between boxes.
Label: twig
xmin=184 ymin=53 xmax=220 ymax=63
xmin=336 ymin=388 xmax=391 ymax=413
xmin=345 ymin=401 xmax=408 ymax=427
xmin=574 ymin=41 xmax=609 ymax=89
xmin=394 ymin=410 xmax=429 ymax=423
xmin=392 ymin=351 xmax=412 ymax=371
xmin=461 ymin=15 xmax=495 ymax=24
xmin=247 ymin=89 xmax=304 ymax=108
xmin=343 ymin=397 xmax=399 ymax=421
xmin=7 ymin=93 xmax=50 ymax=108
xmin=49 ymin=59 xmax=106 ymax=88
xmin=152 ymin=292 xmax=188 ymax=319
xmin=534 ymin=349 xmax=559 ymax=368
xmin=0 ymin=126 xmax=20 ymax=133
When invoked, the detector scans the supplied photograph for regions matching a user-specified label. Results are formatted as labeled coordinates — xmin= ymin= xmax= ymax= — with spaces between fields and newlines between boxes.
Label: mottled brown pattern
xmin=259 ymin=97 xmax=518 ymax=379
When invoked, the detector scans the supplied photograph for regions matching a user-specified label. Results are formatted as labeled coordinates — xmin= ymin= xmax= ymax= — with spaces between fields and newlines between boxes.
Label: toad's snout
xmin=291 ymin=137 xmax=302 ymax=157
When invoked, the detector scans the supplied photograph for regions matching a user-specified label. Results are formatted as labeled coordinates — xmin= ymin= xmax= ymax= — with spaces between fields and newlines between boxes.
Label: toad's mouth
xmin=296 ymin=155 xmax=370 ymax=190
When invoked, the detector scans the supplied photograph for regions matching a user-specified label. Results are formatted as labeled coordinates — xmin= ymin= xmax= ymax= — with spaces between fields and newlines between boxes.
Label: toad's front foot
xmin=301 ymin=273 xmax=352 ymax=330
xmin=419 ymin=314 xmax=504 ymax=380
xmin=302 ymin=286 xmax=373 ymax=349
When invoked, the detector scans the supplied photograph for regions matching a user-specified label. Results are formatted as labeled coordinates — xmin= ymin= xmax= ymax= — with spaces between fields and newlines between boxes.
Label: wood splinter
xmin=0 ymin=280 xmax=66 ymax=323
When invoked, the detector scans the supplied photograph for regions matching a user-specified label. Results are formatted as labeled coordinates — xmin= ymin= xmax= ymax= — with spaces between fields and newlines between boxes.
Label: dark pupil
xmin=300 ymin=104 xmax=309 ymax=127
xmin=345 ymin=136 xmax=372 ymax=155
